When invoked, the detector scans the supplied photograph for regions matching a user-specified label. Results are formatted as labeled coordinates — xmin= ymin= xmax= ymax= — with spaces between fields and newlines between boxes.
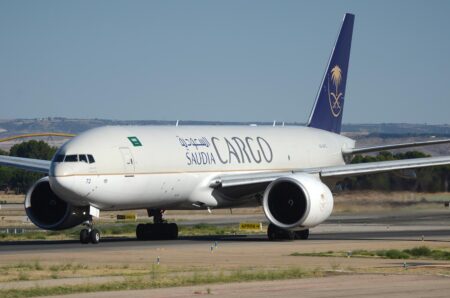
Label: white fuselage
xmin=48 ymin=125 xmax=354 ymax=211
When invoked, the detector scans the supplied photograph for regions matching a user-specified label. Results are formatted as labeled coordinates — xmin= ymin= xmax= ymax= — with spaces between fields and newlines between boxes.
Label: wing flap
xmin=212 ymin=171 xmax=294 ymax=188
xmin=0 ymin=155 xmax=51 ymax=173
xmin=319 ymin=156 xmax=450 ymax=178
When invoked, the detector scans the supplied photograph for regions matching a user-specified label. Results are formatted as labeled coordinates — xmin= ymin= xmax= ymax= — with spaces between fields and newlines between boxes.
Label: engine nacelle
xmin=25 ymin=177 xmax=90 ymax=230
xmin=262 ymin=173 xmax=333 ymax=229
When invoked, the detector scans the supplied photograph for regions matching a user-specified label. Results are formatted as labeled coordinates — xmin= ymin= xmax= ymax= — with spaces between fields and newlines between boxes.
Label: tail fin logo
xmin=328 ymin=65 xmax=343 ymax=117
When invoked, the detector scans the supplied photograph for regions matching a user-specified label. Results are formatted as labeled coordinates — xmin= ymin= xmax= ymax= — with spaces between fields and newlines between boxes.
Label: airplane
xmin=2 ymin=13 xmax=450 ymax=244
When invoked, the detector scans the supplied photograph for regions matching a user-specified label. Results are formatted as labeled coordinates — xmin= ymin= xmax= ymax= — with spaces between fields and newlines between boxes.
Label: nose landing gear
xmin=80 ymin=219 xmax=100 ymax=244
xmin=136 ymin=209 xmax=179 ymax=241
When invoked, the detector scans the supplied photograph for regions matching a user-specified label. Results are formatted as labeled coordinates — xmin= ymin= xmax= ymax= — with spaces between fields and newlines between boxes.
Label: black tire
xmin=146 ymin=223 xmax=156 ymax=240
xmin=158 ymin=224 xmax=166 ymax=239
xmin=267 ymin=223 xmax=295 ymax=241
xmin=295 ymin=229 xmax=309 ymax=240
xmin=136 ymin=223 xmax=179 ymax=241
xmin=285 ymin=230 xmax=296 ymax=240
xmin=267 ymin=223 xmax=279 ymax=241
xmin=90 ymin=229 xmax=100 ymax=244
xmin=169 ymin=223 xmax=178 ymax=239
xmin=136 ymin=224 xmax=145 ymax=240
xmin=80 ymin=229 xmax=90 ymax=244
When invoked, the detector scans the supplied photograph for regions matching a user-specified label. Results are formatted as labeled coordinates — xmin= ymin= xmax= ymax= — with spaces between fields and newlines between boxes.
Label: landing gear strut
xmin=80 ymin=219 xmax=100 ymax=244
xmin=136 ymin=209 xmax=178 ymax=241
xmin=267 ymin=223 xmax=309 ymax=241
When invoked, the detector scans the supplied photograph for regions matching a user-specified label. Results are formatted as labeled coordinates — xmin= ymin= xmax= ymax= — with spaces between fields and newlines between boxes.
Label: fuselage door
xmin=119 ymin=147 xmax=135 ymax=174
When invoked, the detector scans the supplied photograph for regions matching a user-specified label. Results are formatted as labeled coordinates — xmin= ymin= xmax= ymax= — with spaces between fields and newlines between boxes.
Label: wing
xmin=342 ymin=138 xmax=450 ymax=155
xmin=212 ymin=156 xmax=450 ymax=188
xmin=0 ymin=155 xmax=50 ymax=173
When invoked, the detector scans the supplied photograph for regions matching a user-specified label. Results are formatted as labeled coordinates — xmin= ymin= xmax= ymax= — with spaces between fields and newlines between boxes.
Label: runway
xmin=1 ymin=210 xmax=449 ymax=253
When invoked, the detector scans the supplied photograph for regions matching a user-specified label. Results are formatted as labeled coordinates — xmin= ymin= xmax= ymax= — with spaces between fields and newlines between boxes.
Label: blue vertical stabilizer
xmin=307 ymin=13 xmax=354 ymax=134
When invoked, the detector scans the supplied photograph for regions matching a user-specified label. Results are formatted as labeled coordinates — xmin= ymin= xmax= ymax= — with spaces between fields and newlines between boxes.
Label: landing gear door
xmin=119 ymin=147 xmax=135 ymax=175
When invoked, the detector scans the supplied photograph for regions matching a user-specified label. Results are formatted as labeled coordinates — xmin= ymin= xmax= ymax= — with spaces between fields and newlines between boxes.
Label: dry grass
xmin=0 ymin=261 xmax=151 ymax=283
xmin=333 ymin=191 xmax=450 ymax=213
xmin=0 ymin=194 xmax=23 ymax=204
xmin=1 ymin=242 xmax=450 ymax=297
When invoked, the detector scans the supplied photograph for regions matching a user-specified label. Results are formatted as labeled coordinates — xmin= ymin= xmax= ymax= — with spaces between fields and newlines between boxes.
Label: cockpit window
xmin=53 ymin=154 xmax=64 ymax=162
xmin=64 ymin=155 xmax=78 ymax=162
xmin=53 ymin=154 xmax=95 ymax=163
xmin=79 ymin=154 xmax=88 ymax=163
xmin=87 ymin=154 xmax=95 ymax=163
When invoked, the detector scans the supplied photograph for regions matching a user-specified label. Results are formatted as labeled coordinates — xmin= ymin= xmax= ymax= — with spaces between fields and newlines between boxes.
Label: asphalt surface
xmin=1 ymin=211 xmax=449 ymax=253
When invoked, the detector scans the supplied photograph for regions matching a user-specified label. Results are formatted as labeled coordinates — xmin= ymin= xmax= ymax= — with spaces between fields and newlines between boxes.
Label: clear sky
xmin=1 ymin=0 xmax=449 ymax=124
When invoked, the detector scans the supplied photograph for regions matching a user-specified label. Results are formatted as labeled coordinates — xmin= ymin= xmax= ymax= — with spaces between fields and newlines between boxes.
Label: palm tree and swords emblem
xmin=328 ymin=65 xmax=344 ymax=117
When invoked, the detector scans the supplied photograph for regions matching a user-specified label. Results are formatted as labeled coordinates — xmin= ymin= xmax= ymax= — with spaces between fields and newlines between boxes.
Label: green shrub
xmin=352 ymin=250 xmax=376 ymax=257
xmin=385 ymin=249 xmax=409 ymax=259
xmin=405 ymin=246 xmax=431 ymax=257
xmin=375 ymin=250 xmax=385 ymax=257
xmin=430 ymin=250 xmax=450 ymax=260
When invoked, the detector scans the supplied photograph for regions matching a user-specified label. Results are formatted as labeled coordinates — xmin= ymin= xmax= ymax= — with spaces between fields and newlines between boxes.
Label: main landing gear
xmin=136 ymin=209 xmax=178 ymax=241
xmin=267 ymin=223 xmax=309 ymax=241
xmin=80 ymin=219 xmax=101 ymax=244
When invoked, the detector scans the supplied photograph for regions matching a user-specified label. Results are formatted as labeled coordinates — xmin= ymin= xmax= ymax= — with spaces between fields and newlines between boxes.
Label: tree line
xmin=0 ymin=140 xmax=56 ymax=194
xmin=339 ymin=151 xmax=450 ymax=192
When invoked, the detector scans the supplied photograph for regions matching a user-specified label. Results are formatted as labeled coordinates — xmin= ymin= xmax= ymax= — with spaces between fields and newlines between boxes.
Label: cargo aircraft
xmin=2 ymin=13 xmax=450 ymax=244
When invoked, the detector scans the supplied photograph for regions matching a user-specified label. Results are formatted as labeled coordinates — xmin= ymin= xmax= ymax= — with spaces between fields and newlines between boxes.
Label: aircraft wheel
xmin=169 ymin=223 xmax=179 ymax=239
xmin=80 ymin=229 xmax=90 ymax=244
xmin=285 ymin=230 xmax=296 ymax=240
xmin=295 ymin=229 xmax=309 ymax=240
xmin=136 ymin=224 xmax=145 ymax=240
xmin=90 ymin=229 xmax=100 ymax=244
xmin=136 ymin=223 xmax=179 ymax=240
xmin=267 ymin=223 xmax=278 ymax=241
xmin=267 ymin=223 xmax=295 ymax=241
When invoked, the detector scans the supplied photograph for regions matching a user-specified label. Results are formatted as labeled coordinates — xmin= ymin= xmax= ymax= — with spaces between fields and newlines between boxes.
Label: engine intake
xmin=25 ymin=177 xmax=90 ymax=230
xmin=263 ymin=173 xmax=333 ymax=229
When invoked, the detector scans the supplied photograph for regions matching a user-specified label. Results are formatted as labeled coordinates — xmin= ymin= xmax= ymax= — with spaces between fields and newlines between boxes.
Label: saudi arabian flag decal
xmin=128 ymin=136 xmax=142 ymax=147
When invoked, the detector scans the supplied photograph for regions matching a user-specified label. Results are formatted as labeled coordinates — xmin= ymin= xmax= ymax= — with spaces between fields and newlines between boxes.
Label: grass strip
xmin=0 ymin=223 xmax=258 ymax=241
xmin=0 ymin=267 xmax=324 ymax=298
xmin=290 ymin=246 xmax=450 ymax=261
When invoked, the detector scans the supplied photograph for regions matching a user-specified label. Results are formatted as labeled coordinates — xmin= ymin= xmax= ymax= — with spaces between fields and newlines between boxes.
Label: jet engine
xmin=25 ymin=177 xmax=90 ymax=230
xmin=262 ymin=173 xmax=333 ymax=229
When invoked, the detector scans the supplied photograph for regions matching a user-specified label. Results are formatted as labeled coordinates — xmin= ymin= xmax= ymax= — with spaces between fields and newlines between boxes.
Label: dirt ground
xmin=1 ymin=237 xmax=450 ymax=289
xmin=44 ymin=274 xmax=450 ymax=298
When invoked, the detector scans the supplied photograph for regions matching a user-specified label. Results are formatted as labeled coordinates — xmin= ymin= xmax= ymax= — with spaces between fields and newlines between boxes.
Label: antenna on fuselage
xmin=175 ymin=120 xmax=179 ymax=127
xmin=273 ymin=121 xmax=276 ymax=127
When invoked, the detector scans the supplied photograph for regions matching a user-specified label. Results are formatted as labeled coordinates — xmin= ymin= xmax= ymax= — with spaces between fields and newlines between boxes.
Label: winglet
xmin=307 ymin=13 xmax=354 ymax=134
